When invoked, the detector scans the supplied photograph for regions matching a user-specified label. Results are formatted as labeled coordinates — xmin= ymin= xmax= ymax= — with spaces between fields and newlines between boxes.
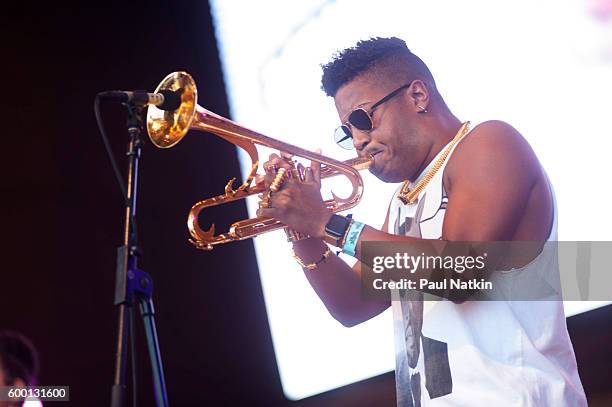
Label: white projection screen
xmin=209 ymin=0 xmax=612 ymax=400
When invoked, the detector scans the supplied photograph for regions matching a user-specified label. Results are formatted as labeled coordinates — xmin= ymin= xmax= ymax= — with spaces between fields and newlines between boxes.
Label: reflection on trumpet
xmin=146 ymin=71 xmax=371 ymax=250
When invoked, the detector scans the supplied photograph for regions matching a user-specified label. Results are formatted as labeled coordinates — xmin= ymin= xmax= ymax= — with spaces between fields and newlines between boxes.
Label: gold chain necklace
xmin=397 ymin=121 xmax=471 ymax=205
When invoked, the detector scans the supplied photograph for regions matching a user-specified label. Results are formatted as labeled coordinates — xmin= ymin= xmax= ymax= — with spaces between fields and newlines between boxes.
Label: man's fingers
xmin=263 ymin=154 xmax=280 ymax=173
xmin=296 ymin=163 xmax=306 ymax=182
xmin=263 ymin=152 xmax=295 ymax=177
xmin=262 ymin=153 xmax=290 ymax=187
xmin=304 ymin=167 xmax=314 ymax=183
xmin=280 ymin=152 xmax=294 ymax=162
xmin=256 ymin=207 xmax=276 ymax=218
xmin=264 ymin=153 xmax=293 ymax=169
xmin=266 ymin=153 xmax=281 ymax=166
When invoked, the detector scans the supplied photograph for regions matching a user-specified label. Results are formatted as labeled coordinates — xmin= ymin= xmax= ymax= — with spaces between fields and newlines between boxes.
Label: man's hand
xmin=255 ymin=153 xmax=293 ymax=190
xmin=256 ymin=152 xmax=332 ymax=239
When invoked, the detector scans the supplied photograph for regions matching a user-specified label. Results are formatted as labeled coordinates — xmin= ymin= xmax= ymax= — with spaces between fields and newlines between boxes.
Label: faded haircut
xmin=321 ymin=37 xmax=437 ymax=98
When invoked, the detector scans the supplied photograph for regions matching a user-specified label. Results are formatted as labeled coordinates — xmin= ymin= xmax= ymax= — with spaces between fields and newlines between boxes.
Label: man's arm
xmin=290 ymin=203 xmax=393 ymax=327
xmin=256 ymin=155 xmax=390 ymax=327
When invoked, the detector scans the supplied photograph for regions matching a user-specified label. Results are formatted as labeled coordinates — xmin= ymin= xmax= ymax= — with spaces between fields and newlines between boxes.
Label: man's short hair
xmin=0 ymin=331 xmax=39 ymax=386
xmin=321 ymin=37 xmax=437 ymax=98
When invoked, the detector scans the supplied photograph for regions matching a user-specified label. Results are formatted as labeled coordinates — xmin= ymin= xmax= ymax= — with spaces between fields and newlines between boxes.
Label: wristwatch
xmin=324 ymin=214 xmax=352 ymax=247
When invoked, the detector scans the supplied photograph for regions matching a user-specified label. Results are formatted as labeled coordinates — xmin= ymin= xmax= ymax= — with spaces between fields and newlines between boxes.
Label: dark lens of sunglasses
xmin=348 ymin=109 xmax=373 ymax=131
xmin=334 ymin=126 xmax=354 ymax=149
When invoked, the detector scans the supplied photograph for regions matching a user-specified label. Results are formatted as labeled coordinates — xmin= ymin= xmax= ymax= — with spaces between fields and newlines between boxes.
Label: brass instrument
xmin=146 ymin=72 xmax=371 ymax=250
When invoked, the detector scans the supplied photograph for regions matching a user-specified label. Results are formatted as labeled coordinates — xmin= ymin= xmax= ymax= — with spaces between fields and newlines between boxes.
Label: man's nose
xmin=352 ymin=129 xmax=371 ymax=152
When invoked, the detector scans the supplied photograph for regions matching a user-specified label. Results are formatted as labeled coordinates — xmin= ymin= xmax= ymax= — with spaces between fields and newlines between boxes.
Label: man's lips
xmin=364 ymin=151 xmax=383 ymax=172
xmin=369 ymin=150 xmax=383 ymax=163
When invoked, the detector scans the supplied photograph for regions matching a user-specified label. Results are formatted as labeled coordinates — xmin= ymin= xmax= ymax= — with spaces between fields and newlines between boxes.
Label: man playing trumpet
xmin=256 ymin=37 xmax=586 ymax=406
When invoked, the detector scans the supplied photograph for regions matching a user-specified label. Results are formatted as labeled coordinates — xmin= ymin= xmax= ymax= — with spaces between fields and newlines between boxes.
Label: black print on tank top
xmin=396 ymin=192 xmax=453 ymax=402
xmin=417 ymin=184 xmax=448 ymax=225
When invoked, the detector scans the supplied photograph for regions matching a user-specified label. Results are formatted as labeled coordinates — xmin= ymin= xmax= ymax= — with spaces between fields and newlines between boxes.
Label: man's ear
xmin=408 ymin=80 xmax=430 ymax=113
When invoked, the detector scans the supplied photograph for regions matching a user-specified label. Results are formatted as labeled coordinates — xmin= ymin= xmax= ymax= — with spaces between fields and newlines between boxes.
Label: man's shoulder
xmin=445 ymin=120 xmax=541 ymax=189
xmin=441 ymin=120 xmax=550 ymax=241
xmin=457 ymin=120 xmax=528 ymax=157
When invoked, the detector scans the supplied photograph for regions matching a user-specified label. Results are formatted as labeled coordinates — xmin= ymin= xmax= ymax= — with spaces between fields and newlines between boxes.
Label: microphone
xmin=97 ymin=89 xmax=182 ymax=111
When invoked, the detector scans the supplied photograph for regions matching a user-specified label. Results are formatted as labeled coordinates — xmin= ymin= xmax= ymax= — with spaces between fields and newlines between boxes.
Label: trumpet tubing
xmin=146 ymin=72 xmax=371 ymax=250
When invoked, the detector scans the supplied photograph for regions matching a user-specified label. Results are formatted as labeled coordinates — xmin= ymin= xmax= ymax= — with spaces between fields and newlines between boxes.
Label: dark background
xmin=2 ymin=2 xmax=611 ymax=406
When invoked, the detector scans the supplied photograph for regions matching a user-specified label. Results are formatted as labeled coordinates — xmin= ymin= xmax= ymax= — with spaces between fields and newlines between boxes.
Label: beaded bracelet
xmin=291 ymin=247 xmax=332 ymax=271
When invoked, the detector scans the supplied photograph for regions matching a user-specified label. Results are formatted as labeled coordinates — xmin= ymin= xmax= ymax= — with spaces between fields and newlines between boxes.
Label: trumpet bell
xmin=147 ymin=71 xmax=198 ymax=148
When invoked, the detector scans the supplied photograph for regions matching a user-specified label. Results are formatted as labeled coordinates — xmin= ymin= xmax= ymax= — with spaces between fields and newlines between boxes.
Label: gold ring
xmin=265 ymin=164 xmax=279 ymax=173
xmin=269 ymin=168 xmax=287 ymax=192
xmin=290 ymin=167 xmax=304 ymax=182
xmin=259 ymin=190 xmax=273 ymax=208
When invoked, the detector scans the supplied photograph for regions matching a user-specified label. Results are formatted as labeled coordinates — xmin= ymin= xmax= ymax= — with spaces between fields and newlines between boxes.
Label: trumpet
xmin=146 ymin=72 xmax=371 ymax=250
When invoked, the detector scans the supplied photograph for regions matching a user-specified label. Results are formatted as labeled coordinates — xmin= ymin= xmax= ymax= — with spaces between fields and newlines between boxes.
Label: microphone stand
xmin=110 ymin=102 xmax=169 ymax=407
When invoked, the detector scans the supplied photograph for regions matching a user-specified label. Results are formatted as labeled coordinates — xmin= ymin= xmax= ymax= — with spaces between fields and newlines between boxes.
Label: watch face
xmin=326 ymin=215 xmax=350 ymax=237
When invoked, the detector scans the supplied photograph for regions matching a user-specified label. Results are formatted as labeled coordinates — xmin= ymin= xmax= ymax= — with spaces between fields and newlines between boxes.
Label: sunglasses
xmin=334 ymin=82 xmax=413 ymax=149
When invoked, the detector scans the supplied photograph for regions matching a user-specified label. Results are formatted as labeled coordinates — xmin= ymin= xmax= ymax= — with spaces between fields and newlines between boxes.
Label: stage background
xmin=210 ymin=0 xmax=612 ymax=400
xmin=2 ymin=1 xmax=611 ymax=406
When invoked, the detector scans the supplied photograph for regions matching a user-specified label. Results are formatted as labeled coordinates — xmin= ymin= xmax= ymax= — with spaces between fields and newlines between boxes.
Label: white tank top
xmin=387 ymin=129 xmax=586 ymax=406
